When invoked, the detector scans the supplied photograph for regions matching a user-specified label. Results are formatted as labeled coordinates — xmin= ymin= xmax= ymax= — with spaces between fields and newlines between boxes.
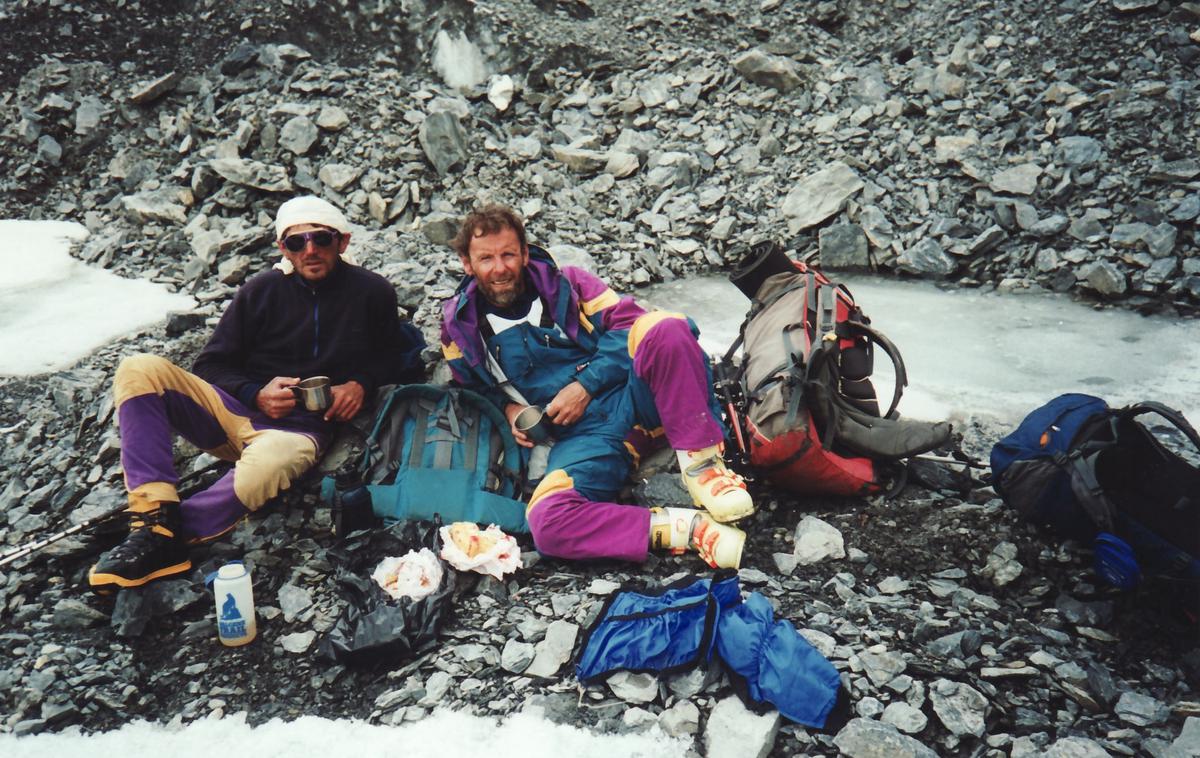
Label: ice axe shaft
xmin=0 ymin=505 xmax=125 ymax=568
xmin=0 ymin=460 xmax=226 ymax=569
xmin=911 ymin=454 xmax=989 ymax=470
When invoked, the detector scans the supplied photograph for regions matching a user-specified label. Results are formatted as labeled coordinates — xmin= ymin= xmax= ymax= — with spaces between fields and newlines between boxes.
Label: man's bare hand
xmin=505 ymin=402 xmax=534 ymax=448
xmin=325 ymin=380 xmax=365 ymax=422
xmin=257 ymin=376 xmax=300 ymax=419
xmin=546 ymin=381 xmax=591 ymax=427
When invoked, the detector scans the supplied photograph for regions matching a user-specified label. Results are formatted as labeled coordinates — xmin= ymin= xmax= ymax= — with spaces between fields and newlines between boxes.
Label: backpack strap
xmin=1118 ymin=402 xmax=1200 ymax=454
xmin=837 ymin=320 xmax=908 ymax=420
xmin=1058 ymin=445 xmax=1118 ymax=534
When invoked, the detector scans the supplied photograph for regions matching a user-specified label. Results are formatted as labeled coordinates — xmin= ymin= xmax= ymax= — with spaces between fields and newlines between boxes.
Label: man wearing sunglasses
xmin=89 ymin=195 xmax=425 ymax=592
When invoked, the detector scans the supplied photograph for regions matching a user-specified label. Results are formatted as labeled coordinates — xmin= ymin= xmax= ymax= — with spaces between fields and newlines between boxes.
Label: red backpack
xmin=717 ymin=244 xmax=952 ymax=496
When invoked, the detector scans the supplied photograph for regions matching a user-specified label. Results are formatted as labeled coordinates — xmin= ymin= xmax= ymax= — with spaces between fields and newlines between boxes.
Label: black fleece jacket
xmin=192 ymin=262 xmax=425 ymax=409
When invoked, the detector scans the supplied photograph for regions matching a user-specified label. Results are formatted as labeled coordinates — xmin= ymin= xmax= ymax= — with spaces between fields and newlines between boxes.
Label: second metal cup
xmin=514 ymin=405 xmax=554 ymax=444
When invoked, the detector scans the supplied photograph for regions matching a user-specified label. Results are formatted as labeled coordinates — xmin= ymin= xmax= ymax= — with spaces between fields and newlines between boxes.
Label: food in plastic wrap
xmin=371 ymin=548 xmax=444 ymax=600
xmin=439 ymin=522 xmax=522 ymax=580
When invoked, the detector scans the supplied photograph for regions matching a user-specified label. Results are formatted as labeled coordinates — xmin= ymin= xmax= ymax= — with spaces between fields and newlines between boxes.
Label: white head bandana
xmin=273 ymin=195 xmax=358 ymax=274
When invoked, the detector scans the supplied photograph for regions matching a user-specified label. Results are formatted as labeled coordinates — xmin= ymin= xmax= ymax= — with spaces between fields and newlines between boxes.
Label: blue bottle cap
xmin=1093 ymin=532 xmax=1141 ymax=590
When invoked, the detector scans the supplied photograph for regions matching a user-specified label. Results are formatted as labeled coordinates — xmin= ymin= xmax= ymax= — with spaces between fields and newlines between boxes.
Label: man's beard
xmin=480 ymin=275 xmax=525 ymax=308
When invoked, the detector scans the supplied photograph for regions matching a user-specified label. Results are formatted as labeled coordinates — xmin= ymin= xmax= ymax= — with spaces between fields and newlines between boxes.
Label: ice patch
xmin=640 ymin=274 xmax=1200 ymax=425
xmin=0 ymin=220 xmax=195 ymax=376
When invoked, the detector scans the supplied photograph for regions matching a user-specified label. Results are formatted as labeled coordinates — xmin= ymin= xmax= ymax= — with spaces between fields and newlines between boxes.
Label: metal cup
xmin=292 ymin=376 xmax=332 ymax=412
xmin=514 ymin=405 xmax=554 ymax=444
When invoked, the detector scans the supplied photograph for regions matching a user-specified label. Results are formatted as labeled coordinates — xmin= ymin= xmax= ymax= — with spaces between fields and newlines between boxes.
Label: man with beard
xmin=89 ymin=196 xmax=425 ymax=591
xmin=440 ymin=204 xmax=753 ymax=569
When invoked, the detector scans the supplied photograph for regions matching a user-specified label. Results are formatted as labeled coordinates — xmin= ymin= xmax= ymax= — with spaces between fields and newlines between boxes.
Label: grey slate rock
xmin=129 ymin=71 xmax=181 ymax=104
xmin=36 ymin=135 xmax=62 ymax=166
xmin=209 ymin=158 xmax=293 ymax=193
xmin=524 ymin=619 xmax=578 ymax=677
xmin=279 ymin=116 xmax=319 ymax=155
xmin=1042 ymin=736 xmax=1113 ymax=757
xmin=819 ymin=224 xmax=870 ymax=270
xmin=834 ymin=718 xmax=938 ymax=758
xmin=882 ymin=701 xmax=929 ymax=734
xmin=419 ymin=111 xmax=469 ymax=175
xmin=51 ymin=599 xmax=107 ymax=629
xmin=1058 ymin=136 xmax=1104 ymax=168
xmin=1081 ymin=261 xmax=1127 ymax=296
xmin=781 ymin=161 xmax=864 ymax=233
xmin=732 ymin=49 xmax=803 ymax=93
xmin=930 ymin=678 xmax=987 ymax=737
xmin=501 ymin=639 xmax=535 ymax=673
xmin=897 ymin=238 xmax=955 ymax=277
xmin=989 ymin=164 xmax=1042 ymax=195
xmin=1114 ymin=691 xmax=1170 ymax=726
xmin=607 ymin=671 xmax=658 ymax=703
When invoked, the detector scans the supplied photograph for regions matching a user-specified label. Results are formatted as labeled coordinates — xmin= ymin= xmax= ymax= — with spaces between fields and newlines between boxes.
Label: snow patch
xmin=0 ymin=709 xmax=690 ymax=758
xmin=432 ymin=30 xmax=488 ymax=91
xmin=0 ymin=220 xmax=195 ymax=376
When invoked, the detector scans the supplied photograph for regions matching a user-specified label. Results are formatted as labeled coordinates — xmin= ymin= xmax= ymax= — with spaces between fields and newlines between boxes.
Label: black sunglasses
xmin=282 ymin=230 xmax=341 ymax=253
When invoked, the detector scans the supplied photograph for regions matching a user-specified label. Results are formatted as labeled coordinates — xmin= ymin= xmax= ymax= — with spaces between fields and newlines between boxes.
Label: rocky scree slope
xmin=0 ymin=0 xmax=1198 ymax=755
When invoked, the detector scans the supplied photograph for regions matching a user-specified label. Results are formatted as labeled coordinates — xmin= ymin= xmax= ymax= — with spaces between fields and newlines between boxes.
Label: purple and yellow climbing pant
xmin=526 ymin=313 xmax=724 ymax=562
xmin=114 ymin=354 xmax=328 ymax=541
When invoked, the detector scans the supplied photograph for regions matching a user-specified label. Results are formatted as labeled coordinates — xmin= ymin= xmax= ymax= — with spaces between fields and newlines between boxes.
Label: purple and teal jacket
xmin=440 ymin=245 xmax=649 ymax=414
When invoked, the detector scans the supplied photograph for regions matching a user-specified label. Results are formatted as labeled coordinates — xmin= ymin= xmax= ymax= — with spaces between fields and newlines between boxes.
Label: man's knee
xmin=233 ymin=431 xmax=318 ymax=510
xmin=526 ymin=469 xmax=583 ymax=557
xmin=627 ymin=311 xmax=691 ymax=359
xmin=114 ymin=353 xmax=177 ymax=401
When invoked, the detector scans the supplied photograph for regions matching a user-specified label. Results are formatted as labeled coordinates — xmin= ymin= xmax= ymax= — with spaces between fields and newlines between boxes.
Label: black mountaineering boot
xmin=88 ymin=502 xmax=191 ymax=591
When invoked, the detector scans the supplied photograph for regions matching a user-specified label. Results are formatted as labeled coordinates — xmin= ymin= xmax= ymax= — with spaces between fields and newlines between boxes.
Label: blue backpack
xmin=325 ymin=384 xmax=527 ymax=533
xmin=990 ymin=393 xmax=1200 ymax=589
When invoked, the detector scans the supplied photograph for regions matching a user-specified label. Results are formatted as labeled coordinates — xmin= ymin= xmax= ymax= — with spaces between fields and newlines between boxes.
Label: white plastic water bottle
xmin=213 ymin=562 xmax=257 ymax=646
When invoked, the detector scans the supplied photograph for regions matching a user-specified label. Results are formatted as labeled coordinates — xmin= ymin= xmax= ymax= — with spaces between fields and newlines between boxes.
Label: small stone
xmin=1057 ymin=136 xmax=1104 ymax=168
xmin=488 ymin=74 xmax=515 ymax=111
xmin=52 ymin=599 xmax=108 ymax=629
xmin=989 ymin=164 xmax=1043 ymax=195
xmin=318 ymin=163 xmax=362 ymax=191
xmin=705 ymin=695 xmax=781 ymax=758
xmin=1171 ymin=717 xmax=1200 ymax=756
xmin=129 ymin=71 xmax=181 ymax=105
xmin=279 ymin=116 xmax=319 ymax=155
xmin=277 ymin=583 xmax=313 ymax=623
xmin=833 ymin=718 xmax=937 ymax=758
xmin=209 ymin=158 xmax=293 ymax=193
xmin=1080 ymin=261 xmax=1127 ymax=296
xmin=819 ymin=224 xmax=870 ymax=270
xmin=1043 ymin=736 xmax=1112 ymax=757
xmin=732 ymin=49 xmax=803 ymax=92
xmin=607 ymin=671 xmax=658 ymax=703
xmin=524 ymin=620 xmax=578 ymax=677
xmin=897 ymin=238 xmax=955 ymax=277
xmin=500 ymin=639 xmax=535 ymax=674
xmin=659 ymin=699 xmax=700 ymax=737
xmin=930 ymin=679 xmax=987 ymax=737
xmin=858 ymin=648 xmax=908 ymax=687
xmin=979 ymin=541 xmax=1022 ymax=587
xmin=882 ymin=702 xmax=929 ymax=734
xmin=793 ymin=516 xmax=845 ymax=565
xmin=315 ymin=106 xmax=350 ymax=131
xmin=279 ymin=631 xmax=316 ymax=653
xmin=1115 ymin=691 xmax=1170 ymax=726
xmin=36 ymin=135 xmax=63 ymax=166
xmin=419 ymin=111 xmax=469 ymax=175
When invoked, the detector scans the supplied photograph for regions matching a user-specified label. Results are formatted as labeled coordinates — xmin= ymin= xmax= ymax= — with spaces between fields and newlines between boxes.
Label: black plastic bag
xmin=317 ymin=521 xmax=456 ymax=665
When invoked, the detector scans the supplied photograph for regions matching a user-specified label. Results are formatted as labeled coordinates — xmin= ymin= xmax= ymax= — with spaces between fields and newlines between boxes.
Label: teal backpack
xmin=324 ymin=384 xmax=528 ymax=533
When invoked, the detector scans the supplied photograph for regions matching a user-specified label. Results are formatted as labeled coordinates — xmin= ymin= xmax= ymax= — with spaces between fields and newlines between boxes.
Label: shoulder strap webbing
xmin=1119 ymin=402 xmax=1200 ymax=454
